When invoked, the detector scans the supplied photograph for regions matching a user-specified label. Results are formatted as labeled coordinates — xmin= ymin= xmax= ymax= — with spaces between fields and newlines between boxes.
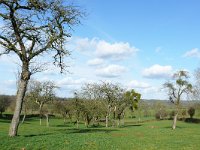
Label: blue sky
xmin=1 ymin=0 xmax=200 ymax=99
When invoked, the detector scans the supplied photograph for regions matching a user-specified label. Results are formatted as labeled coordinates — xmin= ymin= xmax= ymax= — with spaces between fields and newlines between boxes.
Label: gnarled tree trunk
xmin=9 ymin=68 xmax=30 ymax=137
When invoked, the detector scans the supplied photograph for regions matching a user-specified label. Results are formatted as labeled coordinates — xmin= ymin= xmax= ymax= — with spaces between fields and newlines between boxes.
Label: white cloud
xmin=68 ymin=37 xmax=139 ymax=60
xmin=95 ymin=64 xmax=126 ymax=78
xmin=57 ymin=77 xmax=87 ymax=87
xmin=127 ymin=80 xmax=151 ymax=89
xmin=125 ymin=80 xmax=165 ymax=99
xmin=87 ymin=58 xmax=104 ymax=66
xmin=95 ymin=41 xmax=139 ymax=59
xmin=183 ymin=48 xmax=200 ymax=58
xmin=142 ymin=64 xmax=173 ymax=79
xmin=71 ymin=37 xmax=97 ymax=52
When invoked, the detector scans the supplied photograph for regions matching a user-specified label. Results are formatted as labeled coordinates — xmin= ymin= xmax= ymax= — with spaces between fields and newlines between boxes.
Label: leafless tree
xmin=0 ymin=0 xmax=83 ymax=136
xmin=26 ymin=80 xmax=57 ymax=126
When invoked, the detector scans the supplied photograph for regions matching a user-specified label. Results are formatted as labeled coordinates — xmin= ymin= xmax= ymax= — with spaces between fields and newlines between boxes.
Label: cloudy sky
xmin=1 ymin=0 xmax=200 ymax=99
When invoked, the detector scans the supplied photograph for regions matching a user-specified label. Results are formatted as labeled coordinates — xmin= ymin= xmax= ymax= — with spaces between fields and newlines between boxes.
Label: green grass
xmin=0 ymin=118 xmax=200 ymax=150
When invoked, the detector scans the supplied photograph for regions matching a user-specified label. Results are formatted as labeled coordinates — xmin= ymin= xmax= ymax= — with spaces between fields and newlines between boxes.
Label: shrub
xmin=188 ymin=107 xmax=195 ymax=118
xmin=155 ymin=112 xmax=161 ymax=120
xmin=155 ymin=109 xmax=168 ymax=120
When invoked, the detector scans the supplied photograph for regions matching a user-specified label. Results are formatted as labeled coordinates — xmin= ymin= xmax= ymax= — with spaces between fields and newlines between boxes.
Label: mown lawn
xmin=0 ymin=118 xmax=200 ymax=150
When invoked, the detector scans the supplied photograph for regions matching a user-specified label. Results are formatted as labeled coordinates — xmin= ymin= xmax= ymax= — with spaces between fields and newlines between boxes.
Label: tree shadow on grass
xmin=23 ymin=133 xmax=54 ymax=137
xmin=185 ymin=118 xmax=200 ymax=124
xmin=164 ymin=126 xmax=185 ymax=129
xmin=55 ymin=124 xmax=73 ymax=128
xmin=56 ymin=128 xmax=118 ymax=134
xmin=122 ymin=124 xmax=143 ymax=128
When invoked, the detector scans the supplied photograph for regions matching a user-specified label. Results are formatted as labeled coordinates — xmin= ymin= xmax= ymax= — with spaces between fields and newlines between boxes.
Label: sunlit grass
xmin=0 ymin=118 xmax=200 ymax=150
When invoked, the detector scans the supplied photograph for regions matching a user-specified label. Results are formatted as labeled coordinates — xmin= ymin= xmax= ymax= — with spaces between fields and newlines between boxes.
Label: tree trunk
xmin=64 ymin=117 xmax=66 ymax=125
xmin=39 ymin=104 xmax=43 ymax=126
xmin=92 ymin=116 xmax=95 ymax=126
xmin=76 ymin=119 xmax=79 ymax=128
xmin=122 ymin=112 xmax=125 ymax=126
xmin=40 ymin=118 xmax=42 ymax=126
xmin=21 ymin=102 xmax=27 ymax=124
xmin=106 ymin=115 xmax=108 ymax=127
xmin=9 ymin=76 xmax=29 ymax=137
xmin=117 ymin=119 xmax=120 ymax=127
xmin=21 ymin=114 xmax=26 ymax=124
xmin=46 ymin=114 xmax=49 ymax=127
xmin=68 ymin=114 xmax=72 ymax=124
xmin=122 ymin=117 xmax=124 ymax=126
xmin=85 ymin=120 xmax=87 ymax=127
xmin=172 ymin=113 xmax=178 ymax=130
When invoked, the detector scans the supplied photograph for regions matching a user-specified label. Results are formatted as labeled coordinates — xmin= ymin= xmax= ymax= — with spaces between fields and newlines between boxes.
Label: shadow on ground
xmin=57 ymin=128 xmax=118 ymax=134
xmin=164 ymin=126 xmax=185 ymax=129
xmin=185 ymin=118 xmax=200 ymax=124
xmin=122 ymin=124 xmax=143 ymax=128
xmin=23 ymin=133 xmax=54 ymax=137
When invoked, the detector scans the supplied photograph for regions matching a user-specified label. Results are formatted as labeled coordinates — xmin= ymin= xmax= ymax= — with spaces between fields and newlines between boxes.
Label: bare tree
xmin=164 ymin=70 xmax=192 ymax=130
xmin=98 ymin=82 xmax=123 ymax=127
xmin=0 ymin=0 xmax=83 ymax=136
xmin=27 ymin=80 xmax=57 ymax=125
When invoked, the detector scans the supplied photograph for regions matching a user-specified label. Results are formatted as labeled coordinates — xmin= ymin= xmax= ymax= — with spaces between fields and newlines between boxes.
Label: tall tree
xmin=0 ymin=0 xmax=83 ymax=136
xmin=164 ymin=70 xmax=192 ymax=130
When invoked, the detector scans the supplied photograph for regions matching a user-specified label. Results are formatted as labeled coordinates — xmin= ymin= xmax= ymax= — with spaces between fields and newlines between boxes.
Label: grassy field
xmin=0 ymin=118 xmax=200 ymax=150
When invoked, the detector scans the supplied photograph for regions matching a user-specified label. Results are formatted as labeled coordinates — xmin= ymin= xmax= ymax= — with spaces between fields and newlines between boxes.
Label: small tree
xmin=154 ymin=102 xmax=168 ymax=120
xmin=98 ymin=82 xmax=124 ymax=127
xmin=54 ymin=100 xmax=73 ymax=125
xmin=188 ymin=107 xmax=195 ymax=118
xmin=26 ymin=80 xmax=57 ymax=125
xmin=164 ymin=70 xmax=192 ymax=129
xmin=79 ymin=83 xmax=107 ymax=126
xmin=122 ymin=89 xmax=141 ymax=125
xmin=73 ymin=92 xmax=84 ymax=128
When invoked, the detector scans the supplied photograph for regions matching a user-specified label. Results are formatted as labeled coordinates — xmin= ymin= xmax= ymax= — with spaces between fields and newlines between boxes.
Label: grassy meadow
xmin=0 ymin=117 xmax=200 ymax=150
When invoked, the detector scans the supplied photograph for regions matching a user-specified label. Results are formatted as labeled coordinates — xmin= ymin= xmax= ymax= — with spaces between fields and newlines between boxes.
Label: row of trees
xmin=23 ymin=81 xmax=141 ymax=128
xmin=1 ymin=70 xmax=199 ymax=132
xmin=155 ymin=106 xmax=196 ymax=120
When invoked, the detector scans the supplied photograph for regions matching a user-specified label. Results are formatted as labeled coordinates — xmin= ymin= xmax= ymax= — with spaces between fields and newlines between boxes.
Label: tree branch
xmin=0 ymin=35 xmax=21 ymax=57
